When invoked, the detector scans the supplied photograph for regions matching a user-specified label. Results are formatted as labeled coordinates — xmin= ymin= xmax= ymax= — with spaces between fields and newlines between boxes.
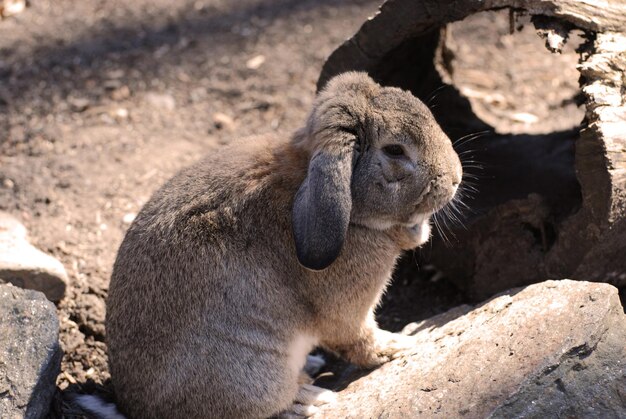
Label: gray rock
xmin=314 ymin=280 xmax=626 ymax=418
xmin=0 ymin=212 xmax=67 ymax=302
xmin=0 ymin=283 xmax=61 ymax=419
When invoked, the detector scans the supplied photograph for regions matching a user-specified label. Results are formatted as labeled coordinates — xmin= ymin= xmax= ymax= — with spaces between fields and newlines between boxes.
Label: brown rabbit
xmin=102 ymin=72 xmax=462 ymax=418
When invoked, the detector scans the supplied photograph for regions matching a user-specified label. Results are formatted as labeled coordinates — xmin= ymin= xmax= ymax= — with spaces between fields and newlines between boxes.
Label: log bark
xmin=318 ymin=0 xmax=626 ymax=90
xmin=549 ymin=31 xmax=626 ymax=284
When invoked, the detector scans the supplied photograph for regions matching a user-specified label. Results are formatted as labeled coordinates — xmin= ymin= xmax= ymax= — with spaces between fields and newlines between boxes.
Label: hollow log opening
xmin=318 ymin=0 xmax=626 ymax=306
xmin=399 ymin=11 xmax=586 ymax=300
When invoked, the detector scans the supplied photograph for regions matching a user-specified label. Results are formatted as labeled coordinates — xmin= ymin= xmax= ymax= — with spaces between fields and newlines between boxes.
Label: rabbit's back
xmin=103 ymin=72 xmax=461 ymax=418
xmin=106 ymin=135 xmax=314 ymax=418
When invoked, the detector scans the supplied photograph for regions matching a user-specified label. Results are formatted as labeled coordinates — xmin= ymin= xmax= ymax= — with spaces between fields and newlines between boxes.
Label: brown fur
xmin=106 ymin=73 xmax=462 ymax=418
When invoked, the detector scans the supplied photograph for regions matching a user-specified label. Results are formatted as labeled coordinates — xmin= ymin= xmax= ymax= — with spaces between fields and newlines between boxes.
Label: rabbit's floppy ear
xmin=292 ymin=134 xmax=355 ymax=271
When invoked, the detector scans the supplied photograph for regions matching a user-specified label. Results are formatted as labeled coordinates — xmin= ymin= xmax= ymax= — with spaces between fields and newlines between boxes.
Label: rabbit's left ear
xmin=292 ymin=136 xmax=355 ymax=271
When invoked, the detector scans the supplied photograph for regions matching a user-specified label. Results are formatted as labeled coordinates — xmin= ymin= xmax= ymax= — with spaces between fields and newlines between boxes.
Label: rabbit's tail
xmin=73 ymin=394 xmax=126 ymax=419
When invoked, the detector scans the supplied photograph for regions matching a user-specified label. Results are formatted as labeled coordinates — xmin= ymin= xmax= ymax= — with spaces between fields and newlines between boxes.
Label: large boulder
xmin=314 ymin=280 xmax=626 ymax=418
xmin=0 ymin=211 xmax=67 ymax=302
xmin=0 ymin=283 xmax=61 ymax=419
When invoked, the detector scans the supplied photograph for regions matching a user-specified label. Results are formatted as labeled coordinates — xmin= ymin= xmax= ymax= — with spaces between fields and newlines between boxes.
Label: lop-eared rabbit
xmin=97 ymin=72 xmax=461 ymax=418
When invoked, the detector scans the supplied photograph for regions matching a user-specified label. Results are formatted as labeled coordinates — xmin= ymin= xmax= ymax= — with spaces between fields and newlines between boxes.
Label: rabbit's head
xmin=293 ymin=72 xmax=462 ymax=271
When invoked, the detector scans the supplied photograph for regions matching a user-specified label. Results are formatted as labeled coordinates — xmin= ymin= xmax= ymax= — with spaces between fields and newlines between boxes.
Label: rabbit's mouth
xmin=413 ymin=178 xmax=459 ymax=215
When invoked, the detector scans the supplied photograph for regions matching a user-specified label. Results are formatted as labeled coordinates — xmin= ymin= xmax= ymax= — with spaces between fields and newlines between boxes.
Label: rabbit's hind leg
xmin=277 ymin=335 xmax=334 ymax=417
xmin=281 ymin=354 xmax=333 ymax=417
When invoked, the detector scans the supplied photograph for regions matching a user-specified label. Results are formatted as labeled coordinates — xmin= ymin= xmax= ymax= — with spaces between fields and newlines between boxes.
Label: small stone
xmin=0 ymin=0 xmax=26 ymax=18
xmin=0 ymin=212 xmax=68 ymax=301
xmin=110 ymin=86 xmax=131 ymax=101
xmin=106 ymin=69 xmax=125 ymax=79
xmin=68 ymin=97 xmax=90 ymax=112
xmin=111 ymin=107 xmax=129 ymax=120
xmin=2 ymin=178 xmax=14 ymax=189
xmin=213 ymin=112 xmax=235 ymax=131
xmin=0 ymin=283 xmax=61 ymax=418
xmin=122 ymin=213 xmax=136 ymax=224
xmin=546 ymin=31 xmax=566 ymax=52
xmin=103 ymin=79 xmax=122 ymax=90
xmin=246 ymin=55 xmax=266 ymax=70
xmin=56 ymin=180 xmax=71 ymax=189
xmin=144 ymin=92 xmax=176 ymax=111
xmin=511 ymin=112 xmax=539 ymax=124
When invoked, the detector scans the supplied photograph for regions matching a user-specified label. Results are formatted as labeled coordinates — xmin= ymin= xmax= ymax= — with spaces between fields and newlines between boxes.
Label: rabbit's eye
xmin=382 ymin=144 xmax=405 ymax=157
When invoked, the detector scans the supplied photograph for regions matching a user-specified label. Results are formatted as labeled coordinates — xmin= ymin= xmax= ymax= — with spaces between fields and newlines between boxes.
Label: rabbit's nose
xmin=446 ymin=169 xmax=462 ymax=198
xmin=452 ymin=159 xmax=463 ymax=187
xmin=416 ymin=173 xmax=459 ymax=213
xmin=445 ymin=160 xmax=462 ymax=200
xmin=451 ymin=181 xmax=460 ymax=197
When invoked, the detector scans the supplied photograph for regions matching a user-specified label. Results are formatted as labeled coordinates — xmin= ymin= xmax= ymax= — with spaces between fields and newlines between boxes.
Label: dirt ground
xmin=0 ymin=1 xmax=587 ymax=416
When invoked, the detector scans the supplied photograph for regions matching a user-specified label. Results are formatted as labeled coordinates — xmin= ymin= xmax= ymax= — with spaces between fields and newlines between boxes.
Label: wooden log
xmin=318 ymin=0 xmax=626 ymax=90
xmin=318 ymin=0 xmax=626 ymax=293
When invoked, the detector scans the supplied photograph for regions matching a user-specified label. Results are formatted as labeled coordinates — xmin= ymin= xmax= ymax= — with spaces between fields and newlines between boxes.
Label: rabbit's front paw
xmin=340 ymin=329 xmax=418 ymax=368
xmin=373 ymin=329 xmax=418 ymax=361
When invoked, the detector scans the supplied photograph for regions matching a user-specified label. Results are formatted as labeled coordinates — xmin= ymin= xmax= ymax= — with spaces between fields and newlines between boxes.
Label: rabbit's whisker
xmin=426 ymin=85 xmax=449 ymax=106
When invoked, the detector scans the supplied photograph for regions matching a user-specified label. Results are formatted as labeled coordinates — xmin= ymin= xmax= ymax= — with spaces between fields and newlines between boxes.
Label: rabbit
xmin=103 ymin=72 xmax=462 ymax=419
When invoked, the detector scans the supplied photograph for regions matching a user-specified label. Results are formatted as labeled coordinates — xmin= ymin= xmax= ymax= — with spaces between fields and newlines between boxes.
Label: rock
xmin=144 ymin=92 xmax=176 ymax=111
xmin=533 ymin=15 xmax=572 ymax=53
xmin=510 ymin=112 xmax=539 ymax=124
xmin=111 ymin=107 xmax=129 ymax=121
xmin=68 ymin=97 xmax=90 ymax=113
xmin=246 ymin=55 xmax=266 ymax=70
xmin=0 ymin=283 xmax=62 ymax=419
xmin=0 ymin=0 xmax=26 ymax=19
xmin=105 ymin=69 xmax=125 ymax=80
xmin=110 ymin=86 xmax=131 ymax=101
xmin=122 ymin=212 xmax=136 ymax=224
xmin=0 ymin=212 xmax=67 ymax=302
xmin=212 ymin=112 xmax=235 ymax=131
xmin=314 ymin=280 xmax=626 ymax=418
